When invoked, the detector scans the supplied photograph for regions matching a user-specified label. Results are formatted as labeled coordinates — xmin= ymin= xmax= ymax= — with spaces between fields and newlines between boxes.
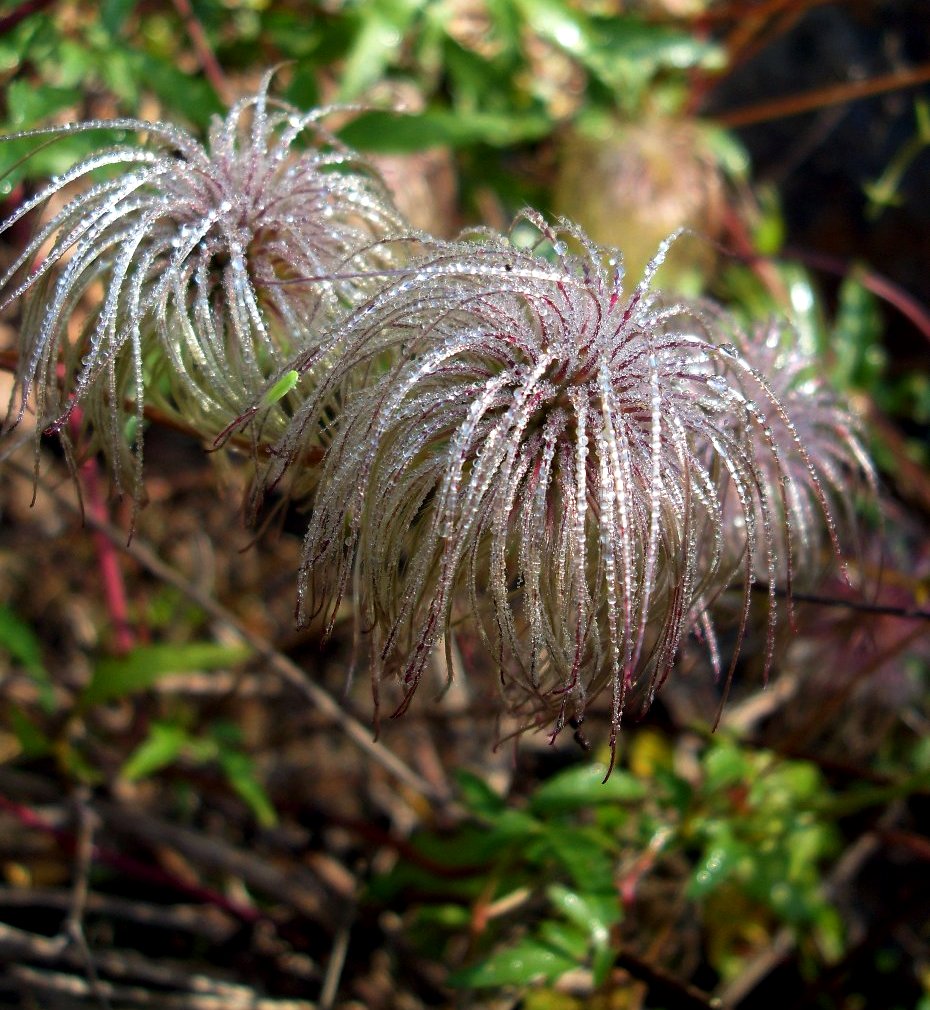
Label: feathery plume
xmin=277 ymin=212 xmax=850 ymax=754
xmin=723 ymin=319 xmax=875 ymax=584
xmin=1 ymin=69 xmax=407 ymax=501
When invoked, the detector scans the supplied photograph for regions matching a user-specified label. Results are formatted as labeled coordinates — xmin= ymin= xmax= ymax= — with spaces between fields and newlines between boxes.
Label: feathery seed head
xmin=1 ymin=70 xmax=407 ymax=500
xmin=289 ymin=212 xmax=838 ymax=753
xmin=718 ymin=319 xmax=875 ymax=584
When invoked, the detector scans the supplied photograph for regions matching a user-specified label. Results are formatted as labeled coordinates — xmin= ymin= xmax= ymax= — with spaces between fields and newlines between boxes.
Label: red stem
xmin=717 ymin=63 xmax=930 ymax=129
xmin=170 ymin=0 xmax=232 ymax=106
xmin=783 ymin=245 xmax=930 ymax=347
xmin=0 ymin=792 xmax=261 ymax=923
xmin=68 ymin=408 xmax=135 ymax=655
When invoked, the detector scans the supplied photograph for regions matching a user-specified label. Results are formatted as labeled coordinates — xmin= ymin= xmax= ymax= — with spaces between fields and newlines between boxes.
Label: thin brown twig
xmin=0 ymin=920 xmax=270 ymax=1000
xmin=717 ymin=63 xmax=930 ymax=129
xmin=754 ymin=583 xmax=930 ymax=622
xmin=6 ymin=457 xmax=450 ymax=807
xmin=0 ymin=886 xmax=236 ymax=942
xmin=64 ymin=787 xmax=112 ymax=1010
xmin=9 ymin=963 xmax=318 ymax=1010
xmin=318 ymin=913 xmax=353 ymax=1010
xmin=613 ymin=949 xmax=723 ymax=1010
xmin=0 ymin=787 xmax=263 ymax=924
xmin=695 ymin=0 xmax=833 ymax=25
xmin=95 ymin=799 xmax=336 ymax=921
xmin=170 ymin=0 xmax=233 ymax=106
xmin=70 ymin=409 xmax=135 ymax=654
xmin=0 ymin=0 xmax=54 ymax=35
xmin=781 ymin=246 xmax=930 ymax=346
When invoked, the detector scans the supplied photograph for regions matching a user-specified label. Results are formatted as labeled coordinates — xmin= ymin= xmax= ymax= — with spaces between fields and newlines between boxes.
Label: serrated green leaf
xmin=83 ymin=641 xmax=253 ymax=706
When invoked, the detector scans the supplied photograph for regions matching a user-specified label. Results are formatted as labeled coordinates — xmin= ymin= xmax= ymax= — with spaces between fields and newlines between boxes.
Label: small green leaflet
xmin=263 ymin=369 xmax=299 ymax=405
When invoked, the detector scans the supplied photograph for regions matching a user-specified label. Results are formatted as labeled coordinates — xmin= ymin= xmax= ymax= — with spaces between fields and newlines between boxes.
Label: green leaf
xmin=0 ymin=605 xmax=54 ymax=712
xmin=455 ymin=769 xmax=507 ymax=817
xmin=530 ymin=762 xmax=646 ymax=814
xmin=831 ymin=272 xmax=885 ymax=393
xmin=125 ymin=51 xmax=223 ymax=127
xmin=449 ymin=936 xmax=578 ymax=988
xmin=263 ymin=370 xmax=300 ymax=406
xmin=0 ymin=606 xmax=45 ymax=678
xmin=537 ymin=919 xmax=590 ymax=960
xmin=5 ymin=79 xmax=82 ymax=128
xmin=7 ymin=709 xmax=52 ymax=759
xmin=101 ymin=0 xmax=137 ymax=36
xmin=120 ymin=722 xmax=190 ymax=781
xmin=83 ymin=641 xmax=253 ymax=706
xmin=547 ymin=883 xmax=618 ymax=947
xmin=543 ymin=825 xmax=615 ymax=893
xmin=339 ymin=108 xmax=552 ymax=153
xmin=688 ymin=840 xmax=742 ymax=898
xmin=218 ymin=749 xmax=277 ymax=828
xmin=338 ymin=0 xmax=424 ymax=100
xmin=514 ymin=0 xmax=591 ymax=60
xmin=702 ymin=740 xmax=750 ymax=791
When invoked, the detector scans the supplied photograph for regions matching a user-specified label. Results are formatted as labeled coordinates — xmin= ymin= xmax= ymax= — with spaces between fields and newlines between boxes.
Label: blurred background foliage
xmin=1 ymin=1 xmax=930 ymax=1008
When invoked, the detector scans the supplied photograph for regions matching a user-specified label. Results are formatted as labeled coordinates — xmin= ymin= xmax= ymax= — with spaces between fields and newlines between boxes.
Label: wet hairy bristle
xmin=1 ymin=85 xmax=875 ymax=754
xmin=1 ymin=69 xmax=407 ymax=508
xmin=264 ymin=211 xmax=874 ymax=756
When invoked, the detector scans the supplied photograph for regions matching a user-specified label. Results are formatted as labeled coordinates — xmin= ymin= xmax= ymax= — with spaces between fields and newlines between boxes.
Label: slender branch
xmin=613 ymin=950 xmax=723 ymax=1010
xmin=0 ymin=0 xmax=54 ymax=34
xmin=69 ymin=409 xmax=135 ymax=654
xmin=8 ymin=963 xmax=318 ymax=1010
xmin=694 ymin=0 xmax=832 ymax=25
xmin=782 ymin=246 xmax=930 ymax=346
xmin=170 ymin=0 xmax=233 ymax=106
xmin=6 ymin=458 xmax=450 ymax=806
xmin=717 ymin=63 xmax=930 ymax=128
xmin=0 ymin=790 xmax=262 ymax=923
xmin=63 ymin=787 xmax=112 ymax=1010
xmin=754 ymin=583 xmax=930 ymax=622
